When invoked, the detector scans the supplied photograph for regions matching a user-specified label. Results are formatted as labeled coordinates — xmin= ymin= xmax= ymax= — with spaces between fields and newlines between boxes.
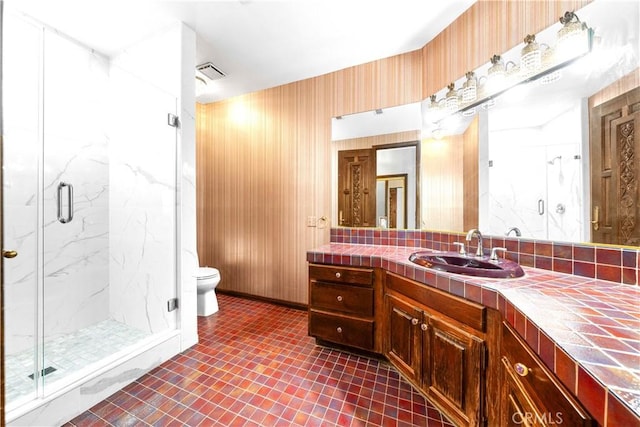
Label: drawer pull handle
xmin=420 ymin=323 xmax=428 ymax=331
xmin=335 ymin=272 xmax=341 ymax=279
xmin=514 ymin=362 xmax=530 ymax=377
xmin=336 ymin=327 xmax=343 ymax=334
xmin=336 ymin=295 xmax=343 ymax=302
xmin=411 ymin=318 xmax=419 ymax=326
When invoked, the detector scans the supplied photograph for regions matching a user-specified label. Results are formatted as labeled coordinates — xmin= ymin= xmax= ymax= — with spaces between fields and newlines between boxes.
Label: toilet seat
xmin=197 ymin=267 xmax=219 ymax=280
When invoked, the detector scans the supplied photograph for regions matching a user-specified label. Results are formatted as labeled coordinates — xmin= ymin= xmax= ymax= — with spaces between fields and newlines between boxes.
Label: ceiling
xmin=8 ymin=0 xmax=476 ymax=103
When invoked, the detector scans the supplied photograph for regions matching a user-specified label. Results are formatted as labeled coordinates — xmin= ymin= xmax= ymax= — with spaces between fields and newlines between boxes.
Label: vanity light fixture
xmin=462 ymin=71 xmax=478 ymax=103
xmin=539 ymin=69 xmax=562 ymax=85
xmin=423 ymin=10 xmax=592 ymax=123
xmin=557 ymin=11 xmax=590 ymax=59
xmin=431 ymin=126 xmax=444 ymax=140
xmin=444 ymin=83 xmax=459 ymax=113
xmin=462 ymin=107 xmax=477 ymax=117
xmin=481 ymin=98 xmax=496 ymax=110
xmin=485 ymin=55 xmax=515 ymax=95
xmin=424 ymin=94 xmax=445 ymax=122
xmin=520 ymin=34 xmax=542 ymax=77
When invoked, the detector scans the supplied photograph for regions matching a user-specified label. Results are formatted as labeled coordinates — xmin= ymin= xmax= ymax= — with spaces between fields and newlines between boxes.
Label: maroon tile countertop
xmin=307 ymin=243 xmax=640 ymax=426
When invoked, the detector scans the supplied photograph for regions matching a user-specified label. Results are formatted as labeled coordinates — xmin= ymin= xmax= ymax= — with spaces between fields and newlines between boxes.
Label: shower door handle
xmin=2 ymin=250 xmax=18 ymax=259
xmin=57 ymin=182 xmax=74 ymax=224
xmin=537 ymin=199 xmax=545 ymax=215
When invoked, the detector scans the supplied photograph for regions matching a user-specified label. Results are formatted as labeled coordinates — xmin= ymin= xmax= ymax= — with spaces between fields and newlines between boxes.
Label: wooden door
xmin=388 ymin=187 xmax=398 ymax=228
xmin=590 ymin=87 xmax=640 ymax=245
xmin=423 ymin=315 xmax=485 ymax=427
xmin=338 ymin=149 xmax=376 ymax=227
xmin=384 ymin=294 xmax=422 ymax=383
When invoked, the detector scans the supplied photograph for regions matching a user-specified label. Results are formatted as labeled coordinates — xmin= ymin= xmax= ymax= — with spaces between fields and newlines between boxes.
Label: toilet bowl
xmin=196 ymin=267 xmax=221 ymax=316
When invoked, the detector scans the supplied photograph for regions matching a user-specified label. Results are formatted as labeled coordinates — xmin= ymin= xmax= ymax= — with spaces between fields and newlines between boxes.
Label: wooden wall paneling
xmin=197 ymin=75 xmax=337 ymax=303
xmin=333 ymin=51 xmax=424 ymax=118
xmin=197 ymin=50 xmax=424 ymax=304
xmin=421 ymin=136 xmax=464 ymax=232
xmin=589 ymin=68 xmax=640 ymax=109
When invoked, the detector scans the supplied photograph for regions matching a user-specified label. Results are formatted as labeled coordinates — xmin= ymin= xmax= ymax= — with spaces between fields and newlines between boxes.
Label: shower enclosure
xmin=483 ymin=103 xmax=586 ymax=242
xmin=2 ymin=10 xmax=185 ymax=422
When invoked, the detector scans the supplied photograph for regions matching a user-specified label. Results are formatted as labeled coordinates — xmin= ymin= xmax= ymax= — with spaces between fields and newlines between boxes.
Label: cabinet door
xmin=385 ymin=294 xmax=422 ymax=383
xmin=423 ymin=315 xmax=485 ymax=427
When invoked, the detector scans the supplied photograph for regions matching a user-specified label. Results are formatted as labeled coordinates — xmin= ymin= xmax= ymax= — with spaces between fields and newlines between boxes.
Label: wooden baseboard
xmin=216 ymin=289 xmax=308 ymax=311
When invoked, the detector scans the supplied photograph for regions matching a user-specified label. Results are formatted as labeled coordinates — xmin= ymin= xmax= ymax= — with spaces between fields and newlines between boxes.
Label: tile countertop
xmin=307 ymin=243 xmax=640 ymax=426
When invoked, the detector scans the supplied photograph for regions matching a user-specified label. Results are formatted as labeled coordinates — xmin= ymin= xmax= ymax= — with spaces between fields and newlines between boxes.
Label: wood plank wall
xmin=196 ymin=0 xmax=591 ymax=305
xmin=421 ymin=135 xmax=464 ymax=231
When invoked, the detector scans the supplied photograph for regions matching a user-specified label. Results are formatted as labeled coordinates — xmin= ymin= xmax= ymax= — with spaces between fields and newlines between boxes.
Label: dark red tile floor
xmin=65 ymin=294 xmax=455 ymax=426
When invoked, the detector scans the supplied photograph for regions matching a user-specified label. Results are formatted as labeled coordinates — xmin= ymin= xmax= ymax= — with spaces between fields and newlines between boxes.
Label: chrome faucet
xmin=466 ymin=229 xmax=484 ymax=257
xmin=506 ymin=227 xmax=521 ymax=237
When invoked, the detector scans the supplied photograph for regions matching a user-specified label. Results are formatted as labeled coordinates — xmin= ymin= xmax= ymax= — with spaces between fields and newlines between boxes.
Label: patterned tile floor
xmin=66 ymin=294 xmax=455 ymax=426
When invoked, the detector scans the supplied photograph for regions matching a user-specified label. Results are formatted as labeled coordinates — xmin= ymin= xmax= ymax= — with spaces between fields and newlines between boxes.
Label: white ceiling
xmin=8 ymin=0 xmax=476 ymax=103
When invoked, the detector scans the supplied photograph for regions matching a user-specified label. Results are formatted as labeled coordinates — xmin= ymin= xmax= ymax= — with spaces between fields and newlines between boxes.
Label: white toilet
xmin=196 ymin=266 xmax=221 ymax=316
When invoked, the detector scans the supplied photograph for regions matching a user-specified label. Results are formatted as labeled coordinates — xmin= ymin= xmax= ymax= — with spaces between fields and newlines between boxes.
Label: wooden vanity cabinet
xmin=501 ymin=322 xmax=595 ymax=427
xmin=308 ymin=264 xmax=382 ymax=352
xmin=385 ymin=272 xmax=491 ymax=427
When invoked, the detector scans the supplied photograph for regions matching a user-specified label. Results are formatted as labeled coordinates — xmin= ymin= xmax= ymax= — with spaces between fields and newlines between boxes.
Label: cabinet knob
xmin=335 ymin=272 xmax=341 ymax=279
xmin=411 ymin=318 xmax=419 ymax=326
xmin=514 ymin=362 xmax=530 ymax=377
xmin=420 ymin=323 xmax=428 ymax=331
xmin=336 ymin=327 xmax=343 ymax=334
xmin=336 ymin=295 xmax=343 ymax=302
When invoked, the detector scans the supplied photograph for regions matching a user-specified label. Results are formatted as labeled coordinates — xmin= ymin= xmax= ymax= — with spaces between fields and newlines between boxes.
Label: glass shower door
xmin=38 ymin=28 xmax=115 ymax=391
xmin=2 ymin=13 xmax=42 ymax=408
xmin=37 ymin=30 xmax=180 ymax=393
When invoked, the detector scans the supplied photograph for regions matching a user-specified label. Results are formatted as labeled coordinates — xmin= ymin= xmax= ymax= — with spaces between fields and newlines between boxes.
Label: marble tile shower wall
xmin=330 ymin=228 xmax=639 ymax=286
xmin=2 ymin=22 xmax=111 ymax=354
xmin=108 ymin=65 xmax=178 ymax=334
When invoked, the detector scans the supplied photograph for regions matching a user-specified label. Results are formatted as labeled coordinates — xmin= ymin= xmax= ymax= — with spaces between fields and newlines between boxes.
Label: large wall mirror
xmin=331 ymin=103 xmax=421 ymax=230
xmin=331 ymin=0 xmax=639 ymax=247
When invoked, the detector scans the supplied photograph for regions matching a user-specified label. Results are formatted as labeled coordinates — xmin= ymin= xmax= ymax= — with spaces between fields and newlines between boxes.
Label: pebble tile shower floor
xmin=67 ymin=294 xmax=455 ymax=426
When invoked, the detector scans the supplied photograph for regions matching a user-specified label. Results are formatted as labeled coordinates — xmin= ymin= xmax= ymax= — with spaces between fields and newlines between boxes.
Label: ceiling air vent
xmin=196 ymin=62 xmax=226 ymax=81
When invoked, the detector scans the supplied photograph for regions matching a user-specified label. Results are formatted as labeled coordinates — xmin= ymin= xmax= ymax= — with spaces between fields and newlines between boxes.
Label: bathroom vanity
xmin=307 ymin=241 xmax=638 ymax=426
xmin=308 ymin=264 xmax=381 ymax=352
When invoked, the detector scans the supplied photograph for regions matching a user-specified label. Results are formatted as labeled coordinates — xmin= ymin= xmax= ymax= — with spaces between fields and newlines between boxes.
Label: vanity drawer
xmin=310 ymin=281 xmax=374 ymax=316
xmin=502 ymin=322 xmax=594 ymax=426
xmin=386 ymin=272 xmax=486 ymax=331
xmin=309 ymin=311 xmax=374 ymax=351
xmin=309 ymin=264 xmax=373 ymax=287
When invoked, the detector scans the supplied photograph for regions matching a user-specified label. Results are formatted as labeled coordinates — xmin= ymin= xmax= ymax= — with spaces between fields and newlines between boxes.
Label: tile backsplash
xmin=330 ymin=228 xmax=639 ymax=286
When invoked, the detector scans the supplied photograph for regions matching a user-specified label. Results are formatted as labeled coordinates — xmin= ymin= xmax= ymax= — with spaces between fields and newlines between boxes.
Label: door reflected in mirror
xmin=336 ymin=143 xmax=419 ymax=230
xmin=377 ymin=175 xmax=407 ymax=229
